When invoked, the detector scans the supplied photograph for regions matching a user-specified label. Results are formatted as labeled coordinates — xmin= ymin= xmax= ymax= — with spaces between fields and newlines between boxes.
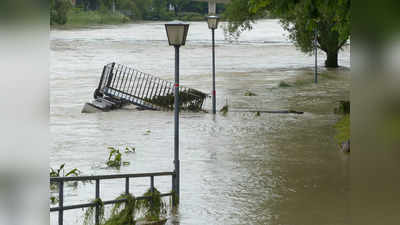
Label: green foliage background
xmin=51 ymin=0 xmax=226 ymax=26
xmin=224 ymin=0 xmax=351 ymax=67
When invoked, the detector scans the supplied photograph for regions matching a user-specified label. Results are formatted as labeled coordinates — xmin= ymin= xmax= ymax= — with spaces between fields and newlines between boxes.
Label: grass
xmin=277 ymin=72 xmax=340 ymax=88
xmin=334 ymin=114 xmax=350 ymax=144
xmin=61 ymin=9 xmax=129 ymax=27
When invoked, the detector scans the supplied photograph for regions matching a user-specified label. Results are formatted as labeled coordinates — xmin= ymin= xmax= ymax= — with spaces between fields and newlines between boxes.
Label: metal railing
xmin=95 ymin=63 xmax=208 ymax=111
xmin=50 ymin=171 xmax=176 ymax=225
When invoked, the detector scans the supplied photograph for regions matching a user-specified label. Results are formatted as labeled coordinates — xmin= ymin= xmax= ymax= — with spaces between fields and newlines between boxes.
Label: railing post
xmin=172 ymin=172 xmax=177 ymax=206
xmin=106 ymin=62 xmax=116 ymax=88
xmin=125 ymin=177 xmax=129 ymax=195
xmin=58 ymin=181 xmax=64 ymax=225
xmin=150 ymin=176 xmax=154 ymax=193
xmin=95 ymin=179 xmax=100 ymax=225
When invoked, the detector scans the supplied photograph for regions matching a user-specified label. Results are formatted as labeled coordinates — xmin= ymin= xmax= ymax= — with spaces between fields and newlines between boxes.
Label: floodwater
xmin=50 ymin=20 xmax=350 ymax=225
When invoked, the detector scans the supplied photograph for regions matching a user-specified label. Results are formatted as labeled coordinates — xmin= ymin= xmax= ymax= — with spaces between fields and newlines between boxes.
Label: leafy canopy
xmin=225 ymin=0 xmax=351 ymax=67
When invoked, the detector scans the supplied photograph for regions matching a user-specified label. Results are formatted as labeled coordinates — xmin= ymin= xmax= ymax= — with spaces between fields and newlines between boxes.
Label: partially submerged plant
xmin=278 ymin=81 xmax=292 ymax=87
xmin=50 ymin=196 xmax=58 ymax=205
xmin=83 ymin=198 xmax=105 ymax=225
xmin=220 ymin=104 xmax=229 ymax=116
xmin=334 ymin=100 xmax=350 ymax=114
xmin=50 ymin=164 xmax=80 ymax=177
xmin=81 ymin=189 xmax=173 ymax=225
xmin=244 ymin=90 xmax=257 ymax=96
xmin=50 ymin=164 xmax=81 ymax=190
xmin=107 ymin=147 xmax=131 ymax=169
xmin=106 ymin=147 xmax=122 ymax=168
xmin=135 ymin=188 xmax=167 ymax=222
xmin=335 ymin=114 xmax=350 ymax=145
xmin=104 ymin=194 xmax=136 ymax=225
xmin=125 ymin=147 xmax=136 ymax=153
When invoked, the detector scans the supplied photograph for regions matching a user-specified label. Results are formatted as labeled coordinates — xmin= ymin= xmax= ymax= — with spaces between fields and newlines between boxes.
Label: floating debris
xmin=244 ymin=90 xmax=257 ymax=96
xmin=83 ymin=63 xmax=208 ymax=113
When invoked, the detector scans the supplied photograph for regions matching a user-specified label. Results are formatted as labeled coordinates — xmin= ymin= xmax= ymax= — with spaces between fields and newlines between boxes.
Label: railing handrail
xmin=50 ymin=171 xmax=174 ymax=182
xmin=50 ymin=171 xmax=176 ymax=225
xmin=98 ymin=62 xmax=208 ymax=111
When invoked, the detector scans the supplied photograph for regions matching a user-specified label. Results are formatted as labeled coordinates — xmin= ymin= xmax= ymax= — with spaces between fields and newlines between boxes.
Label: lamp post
xmin=164 ymin=21 xmax=189 ymax=203
xmin=207 ymin=15 xmax=219 ymax=114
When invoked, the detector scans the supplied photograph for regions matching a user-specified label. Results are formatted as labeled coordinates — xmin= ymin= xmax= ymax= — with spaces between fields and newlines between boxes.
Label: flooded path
xmin=50 ymin=20 xmax=350 ymax=225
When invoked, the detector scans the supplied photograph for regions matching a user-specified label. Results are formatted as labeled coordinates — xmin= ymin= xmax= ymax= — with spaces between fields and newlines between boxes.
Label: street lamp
xmin=164 ymin=20 xmax=189 ymax=203
xmin=207 ymin=15 xmax=219 ymax=114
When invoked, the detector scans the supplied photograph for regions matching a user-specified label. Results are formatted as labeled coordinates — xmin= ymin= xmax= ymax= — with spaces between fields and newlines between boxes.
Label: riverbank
xmin=274 ymin=67 xmax=351 ymax=152
xmin=51 ymin=8 xmax=208 ymax=29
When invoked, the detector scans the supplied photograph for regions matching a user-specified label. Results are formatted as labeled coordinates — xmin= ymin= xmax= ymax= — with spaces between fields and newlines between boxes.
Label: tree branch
xmin=337 ymin=38 xmax=349 ymax=51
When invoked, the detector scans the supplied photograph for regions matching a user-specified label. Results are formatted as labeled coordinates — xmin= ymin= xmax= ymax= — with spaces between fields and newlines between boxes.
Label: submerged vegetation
xmin=244 ymin=90 xmax=257 ymax=96
xmin=335 ymin=114 xmax=350 ymax=144
xmin=136 ymin=188 xmax=167 ymax=221
xmin=145 ymin=89 xmax=207 ymax=111
xmin=83 ymin=198 xmax=105 ymax=225
xmin=106 ymin=147 xmax=132 ymax=169
xmin=125 ymin=146 xmax=136 ymax=153
xmin=334 ymin=100 xmax=350 ymax=114
xmin=107 ymin=147 xmax=122 ymax=168
xmin=334 ymin=100 xmax=350 ymax=152
xmin=50 ymin=164 xmax=81 ymax=178
xmin=51 ymin=0 xmax=226 ymax=27
xmin=278 ymin=81 xmax=292 ymax=88
xmin=82 ymin=188 xmax=170 ymax=225
xmin=103 ymin=194 xmax=136 ymax=225
xmin=50 ymin=164 xmax=81 ymax=190
xmin=220 ymin=104 xmax=229 ymax=116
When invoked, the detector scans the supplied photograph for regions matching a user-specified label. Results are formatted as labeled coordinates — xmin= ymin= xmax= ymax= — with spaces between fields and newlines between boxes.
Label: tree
xmin=168 ymin=0 xmax=191 ymax=16
xmin=225 ymin=0 xmax=351 ymax=68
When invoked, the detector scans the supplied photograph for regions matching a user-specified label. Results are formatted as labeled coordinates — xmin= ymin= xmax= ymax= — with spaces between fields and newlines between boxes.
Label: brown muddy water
xmin=50 ymin=20 xmax=350 ymax=225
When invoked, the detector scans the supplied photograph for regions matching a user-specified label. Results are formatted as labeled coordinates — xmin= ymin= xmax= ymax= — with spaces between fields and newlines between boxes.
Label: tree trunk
xmin=325 ymin=50 xmax=339 ymax=68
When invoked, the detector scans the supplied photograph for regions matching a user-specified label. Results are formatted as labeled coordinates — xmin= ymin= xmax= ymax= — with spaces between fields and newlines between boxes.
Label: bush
xmin=66 ymin=8 xmax=130 ymax=26
xmin=334 ymin=100 xmax=350 ymax=114
xmin=51 ymin=0 xmax=72 ymax=25
xmin=278 ymin=81 xmax=292 ymax=87
xmin=178 ymin=12 xmax=205 ymax=21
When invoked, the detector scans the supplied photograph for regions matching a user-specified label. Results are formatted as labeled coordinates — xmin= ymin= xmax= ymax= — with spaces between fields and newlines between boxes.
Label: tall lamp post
xmin=165 ymin=21 xmax=189 ymax=203
xmin=207 ymin=15 xmax=219 ymax=114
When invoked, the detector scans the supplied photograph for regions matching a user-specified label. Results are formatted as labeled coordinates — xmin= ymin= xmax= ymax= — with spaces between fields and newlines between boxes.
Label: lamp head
xmin=206 ymin=15 xmax=219 ymax=30
xmin=165 ymin=21 xmax=190 ymax=46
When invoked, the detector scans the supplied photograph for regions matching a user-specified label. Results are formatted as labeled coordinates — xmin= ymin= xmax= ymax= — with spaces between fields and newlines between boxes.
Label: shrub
xmin=51 ymin=0 xmax=72 ymax=25
xmin=179 ymin=12 xmax=205 ymax=21
xmin=244 ymin=90 xmax=257 ymax=96
xmin=278 ymin=81 xmax=292 ymax=87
